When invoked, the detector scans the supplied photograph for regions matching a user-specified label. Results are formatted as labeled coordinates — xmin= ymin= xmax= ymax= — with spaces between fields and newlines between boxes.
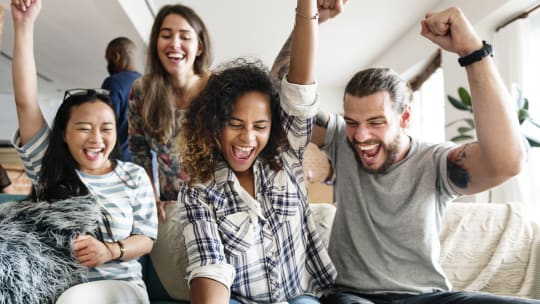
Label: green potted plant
xmin=446 ymin=87 xmax=540 ymax=147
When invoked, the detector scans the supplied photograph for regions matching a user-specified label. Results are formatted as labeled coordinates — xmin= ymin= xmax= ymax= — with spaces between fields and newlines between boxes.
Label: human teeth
xmin=359 ymin=144 xmax=378 ymax=151
xmin=86 ymin=148 xmax=103 ymax=153
xmin=235 ymin=146 xmax=253 ymax=152
xmin=168 ymin=53 xmax=184 ymax=59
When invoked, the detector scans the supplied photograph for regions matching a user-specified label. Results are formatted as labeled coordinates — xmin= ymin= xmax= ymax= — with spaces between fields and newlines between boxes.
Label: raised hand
xmin=420 ymin=7 xmax=482 ymax=57
xmin=318 ymin=0 xmax=348 ymax=24
xmin=10 ymin=0 xmax=40 ymax=25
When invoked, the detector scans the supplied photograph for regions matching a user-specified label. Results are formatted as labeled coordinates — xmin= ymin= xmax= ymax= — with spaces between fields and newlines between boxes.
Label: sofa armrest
xmin=440 ymin=202 xmax=540 ymax=299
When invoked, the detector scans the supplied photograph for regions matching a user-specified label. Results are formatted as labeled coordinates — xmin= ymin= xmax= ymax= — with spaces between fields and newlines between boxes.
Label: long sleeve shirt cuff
xmin=187 ymin=263 xmax=236 ymax=293
xmin=280 ymin=76 xmax=319 ymax=118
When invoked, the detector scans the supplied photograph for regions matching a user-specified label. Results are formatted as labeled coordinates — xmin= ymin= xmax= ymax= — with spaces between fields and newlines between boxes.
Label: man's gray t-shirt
xmin=322 ymin=113 xmax=459 ymax=294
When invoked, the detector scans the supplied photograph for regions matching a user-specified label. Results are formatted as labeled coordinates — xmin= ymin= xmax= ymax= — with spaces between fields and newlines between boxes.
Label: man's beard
xmin=349 ymin=133 xmax=402 ymax=174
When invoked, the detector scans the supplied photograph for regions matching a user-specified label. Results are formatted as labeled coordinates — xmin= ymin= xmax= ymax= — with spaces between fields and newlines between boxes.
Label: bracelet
xmin=116 ymin=240 xmax=126 ymax=260
xmin=295 ymin=8 xmax=319 ymax=20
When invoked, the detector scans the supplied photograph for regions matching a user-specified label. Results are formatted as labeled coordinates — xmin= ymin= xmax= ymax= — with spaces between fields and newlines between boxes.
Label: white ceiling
xmin=1 ymin=0 xmax=537 ymax=102
xmin=0 ymin=0 xmax=145 ymax=96
xmin=0 ymin=0 xmax=445 ymax=98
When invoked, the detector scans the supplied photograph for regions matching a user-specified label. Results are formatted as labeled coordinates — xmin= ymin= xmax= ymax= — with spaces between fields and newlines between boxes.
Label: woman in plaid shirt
xmin=176 ymin=1 xmax=345 ymax=303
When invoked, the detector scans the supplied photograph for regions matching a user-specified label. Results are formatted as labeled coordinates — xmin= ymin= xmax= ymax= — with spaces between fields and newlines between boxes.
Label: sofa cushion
xmin=149 ymin=203 xmax=190 ymax=301
xmin=309 ymin=203 xmax=336 ymax=248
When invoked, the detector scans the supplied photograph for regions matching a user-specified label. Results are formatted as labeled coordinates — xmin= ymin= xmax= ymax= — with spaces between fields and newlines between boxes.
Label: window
xmin=522 ymin=10 xmax=540 ymax=139
xmin=408 ymin=68 xmax=445 ymax=143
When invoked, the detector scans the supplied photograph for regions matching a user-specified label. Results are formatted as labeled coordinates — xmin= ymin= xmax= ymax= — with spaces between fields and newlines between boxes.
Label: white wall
xmin=0 ymin=93 xmax=18 ymax=142
xmin=319 ymin=85 xmax=345 ymax=114
xmin=0 ymin=93 xmax=61 ymax=143
xmin=0 ymin=51 xmax=63 ymax=143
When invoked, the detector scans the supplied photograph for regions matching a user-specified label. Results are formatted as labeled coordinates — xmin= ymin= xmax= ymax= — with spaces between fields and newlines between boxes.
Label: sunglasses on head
xmin=63 ymin=88 xmax=111 ymax=103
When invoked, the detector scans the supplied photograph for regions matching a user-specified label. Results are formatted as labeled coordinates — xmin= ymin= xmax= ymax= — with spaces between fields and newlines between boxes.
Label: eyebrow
xmin=229 ymin=117 xmax=270 ymax=124
xmin=159 ymin=28 xmax=193 ymax=34
xmin=73 ymin=122 xmax=115 ymax=126
xmin=367 ymin=116 xmax=386 ymax=121
xmin=343 ymin=115 xmax=386 ymax=122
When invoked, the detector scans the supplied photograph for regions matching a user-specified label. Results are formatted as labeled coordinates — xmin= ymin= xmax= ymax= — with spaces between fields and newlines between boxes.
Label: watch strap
xmin=458 ymin=41 xmax=493 ymax=67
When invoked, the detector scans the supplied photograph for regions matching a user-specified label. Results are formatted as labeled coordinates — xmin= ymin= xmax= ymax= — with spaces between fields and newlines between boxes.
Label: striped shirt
xmin=178 ymin=79 xmax=336 ymax=303
xmin=12 ymin=126 xmax=158 ymax=286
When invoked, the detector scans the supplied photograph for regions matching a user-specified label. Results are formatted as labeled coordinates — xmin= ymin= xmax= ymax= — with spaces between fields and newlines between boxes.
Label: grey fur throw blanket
xmin=0 ymin=196 xmax=101 ymax=304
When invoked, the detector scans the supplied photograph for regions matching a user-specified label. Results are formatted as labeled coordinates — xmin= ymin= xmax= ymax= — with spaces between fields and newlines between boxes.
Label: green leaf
xmin=463 ymin=118 xmax=475 ymax=128
xmin=457 ymin=126 xmax=474 ymax=134
xmin=458 ymin=87 xmax=472 ymax=106
xmin=527 ymin=137 xmax=540 ymax=147
xmin=518 ymin=109 xmax=529 ymax=124
xmin=447 ymin=86 xmax=540 ymax=146
xmin=448 ymin=95 xmax=472 ymax=112
xmin=450 ymin=135 xmax=460 ymax=142
xmin=451 ymin=135 xmax=473 ymax=142
xmin=451 ymin=135 xmax=474 ymax=142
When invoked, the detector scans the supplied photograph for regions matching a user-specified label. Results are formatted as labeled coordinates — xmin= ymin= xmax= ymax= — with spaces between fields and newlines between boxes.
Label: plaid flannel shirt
xmin=178 ymin=79 xmax=336 ymax=303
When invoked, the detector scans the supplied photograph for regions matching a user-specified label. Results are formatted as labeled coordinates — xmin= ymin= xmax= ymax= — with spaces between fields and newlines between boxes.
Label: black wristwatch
xmin=458 ymin=41 xmax=493 ymax=67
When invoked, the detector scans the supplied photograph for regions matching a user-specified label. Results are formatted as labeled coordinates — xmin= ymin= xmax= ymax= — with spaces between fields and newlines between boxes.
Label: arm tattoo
xmin=447 ymin=143 xmax=472 ymax=189
xmin=270 ymin=34 xmax=293 ymax=81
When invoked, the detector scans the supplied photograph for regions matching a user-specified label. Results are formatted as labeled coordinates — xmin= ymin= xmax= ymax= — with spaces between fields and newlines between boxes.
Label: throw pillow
xmin=0 ymin=196 xmax=100 ymax=304
xmin=309 ymin=202 xmax=336 ymax=248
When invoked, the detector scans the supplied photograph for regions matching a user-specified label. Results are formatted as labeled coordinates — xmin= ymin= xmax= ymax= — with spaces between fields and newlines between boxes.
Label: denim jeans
xmin=230 ymin=294 xmax=319 ymax=303
xmin=321 ymin=291 xmax=540 ymax=304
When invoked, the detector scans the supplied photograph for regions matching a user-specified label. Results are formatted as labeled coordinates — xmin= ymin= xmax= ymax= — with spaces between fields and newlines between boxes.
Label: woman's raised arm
xmin=11 ymin=0 xmax=46 ymax=145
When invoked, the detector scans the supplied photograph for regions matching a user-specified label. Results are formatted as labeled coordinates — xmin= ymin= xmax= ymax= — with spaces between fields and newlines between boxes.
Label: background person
xmin=101 ymin=36 xmax=141 ymax=161
xmin=128 ymin=3 xmax=211 ymax=222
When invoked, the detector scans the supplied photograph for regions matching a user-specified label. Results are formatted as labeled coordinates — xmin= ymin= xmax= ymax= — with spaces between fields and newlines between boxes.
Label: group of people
xmin=7 ymin=0 xmax=538 ymax=303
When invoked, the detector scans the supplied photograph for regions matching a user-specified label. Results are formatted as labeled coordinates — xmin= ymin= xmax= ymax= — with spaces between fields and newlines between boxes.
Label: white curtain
xmin=493 ymin=19 xmax=527 ymax=90
xmin=482 ymin=17 xmax=540 ymax=219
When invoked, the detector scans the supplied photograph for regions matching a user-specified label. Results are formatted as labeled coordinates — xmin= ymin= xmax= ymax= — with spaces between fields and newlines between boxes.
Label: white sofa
xmin=311 ymin=202 xmax=540 ymax=299
xmin=439 ymin=202 xmax=540 ymax=299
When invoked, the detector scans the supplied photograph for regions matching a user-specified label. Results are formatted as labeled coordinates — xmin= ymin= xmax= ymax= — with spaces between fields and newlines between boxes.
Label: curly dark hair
xmin=178 ymin=58 xmax=288 ymax=184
